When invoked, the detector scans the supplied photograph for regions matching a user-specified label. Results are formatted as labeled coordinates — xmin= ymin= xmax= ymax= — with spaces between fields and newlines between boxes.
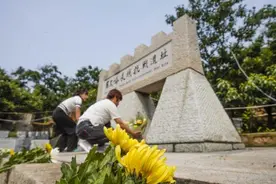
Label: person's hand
xmin=132 ymin=131 xmax=142 ymax=139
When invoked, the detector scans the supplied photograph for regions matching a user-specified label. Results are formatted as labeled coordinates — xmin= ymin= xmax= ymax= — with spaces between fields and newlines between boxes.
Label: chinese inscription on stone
xmin=103 ymin=42 xmax=172 ymax=95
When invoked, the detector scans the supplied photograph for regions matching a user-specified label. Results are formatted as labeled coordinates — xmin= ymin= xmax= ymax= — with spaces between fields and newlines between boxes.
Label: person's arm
xmin=75 ymin=106 xmax=81 ymax=121
xmin=74 ymin=96 xmax=82 ymax=121
xmin=114 ymin=118 xmax=141 ymax=138
xmin=108 ymin=101 xmax=141 ymax=138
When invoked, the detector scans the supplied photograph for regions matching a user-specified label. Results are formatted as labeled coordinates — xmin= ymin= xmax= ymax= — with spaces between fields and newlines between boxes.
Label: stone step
xmin=0 ymin=163 xmax=61 ymax=184
xmin=0 ymin=163 xmax=206 ymax=184
xmin=1 ymin=148 xmax=276 ymax=184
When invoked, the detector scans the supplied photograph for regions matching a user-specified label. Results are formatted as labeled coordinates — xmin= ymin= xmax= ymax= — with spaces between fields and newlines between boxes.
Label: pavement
xmin=1 ymin=147 xmax=276 ymax=184
xmin=51 ymin=147 xmax=276 ymax=184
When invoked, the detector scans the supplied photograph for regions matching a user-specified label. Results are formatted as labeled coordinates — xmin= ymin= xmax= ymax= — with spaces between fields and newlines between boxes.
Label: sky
xmin=0 ymin=0 xmax=275 ymax=77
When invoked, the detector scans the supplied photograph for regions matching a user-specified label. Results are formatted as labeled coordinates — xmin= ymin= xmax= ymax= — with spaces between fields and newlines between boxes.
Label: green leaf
xmin=68 ymin=175 xmax=81 ymax=184
xmin=103 ymin=174 xmax=114 ymax=184
xmin=124 ymin=179 xmax=136 ymax=184
xmin=56 ymin=178 xmax=68 ymax=184
xmin=99 ymin=146 xmax=115 ymax=170
xmin=70 ymin=157 xmax=77 ymax=173
xmin=77 ymin=146 xmax=98 ymax=180
xmin=93 ymin=175 xmax=106 ymax=184
xmin=60 ymin=163 xmax=74 ymax=181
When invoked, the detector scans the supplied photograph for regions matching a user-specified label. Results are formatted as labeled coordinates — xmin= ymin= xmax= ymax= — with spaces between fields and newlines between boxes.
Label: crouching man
xmin=76 ymin=89 xmax=141 ymax=152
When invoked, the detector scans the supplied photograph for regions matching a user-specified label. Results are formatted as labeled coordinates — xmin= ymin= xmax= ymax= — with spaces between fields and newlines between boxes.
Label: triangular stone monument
xmin=97 ymin=15 xmax=244 ymax=152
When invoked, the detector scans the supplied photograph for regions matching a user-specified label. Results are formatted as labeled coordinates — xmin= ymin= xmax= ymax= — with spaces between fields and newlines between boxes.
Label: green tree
xmin=166 ymin=0 xmax=276 ymax=128
xmin=73 ymin=65 xmax=101 ymax=89
xmin=12 ymin=66 xmax=41 ymax=89
xmin=0 ymin=68 xmax=43 ymax=113
xmin=12 ymin=64 xmax=69 ymax=111
xmin=72 ymin=66 xmax=101 ymax=110
xmin=166 ymin=0 xmax=275 ymax=83
xmin=8 ymin=64 xmax=101 ymax=113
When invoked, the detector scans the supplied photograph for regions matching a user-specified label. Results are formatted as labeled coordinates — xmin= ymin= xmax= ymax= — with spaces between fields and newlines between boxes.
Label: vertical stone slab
xmin=146 ymin=69 xmax=243 ymax=151
xmin=96 ymin=70 xmax=108 ymax=101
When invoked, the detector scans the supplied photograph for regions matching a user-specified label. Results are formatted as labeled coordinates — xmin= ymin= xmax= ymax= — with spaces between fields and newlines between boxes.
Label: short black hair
xmin=107 ymin=89 xmax=122 ymax=101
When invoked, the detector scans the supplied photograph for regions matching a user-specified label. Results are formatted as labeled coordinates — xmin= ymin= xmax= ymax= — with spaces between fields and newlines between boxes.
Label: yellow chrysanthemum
xmin=104 ymin=124 xmax=129 ymax=145
xmin=104 ymin=124 xmax=145 ymax=152
xmin=45 ymin=143 xmax=52 ymax=153
xmin=143 ymin=118 xmax=147 ymax=123
xmin=10 ymin=149 xmax=15 ymax=156
xmin=136 ymin=119 xmax=143 ymax=125
xmin=116 ymin=145 xmax=176 ymax=184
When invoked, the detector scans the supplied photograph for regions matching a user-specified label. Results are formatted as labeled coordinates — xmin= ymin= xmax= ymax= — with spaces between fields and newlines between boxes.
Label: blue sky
xmin=0 ymin=0 xmax=275 ymax=77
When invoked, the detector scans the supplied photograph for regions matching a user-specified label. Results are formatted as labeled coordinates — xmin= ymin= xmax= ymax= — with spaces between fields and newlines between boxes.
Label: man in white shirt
xmin=76 ymin=89 xmax=141 ymax=151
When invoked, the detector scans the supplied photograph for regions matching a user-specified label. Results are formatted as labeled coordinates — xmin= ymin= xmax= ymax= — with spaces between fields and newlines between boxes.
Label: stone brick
xmin=232 ymin=143 xmax=246 ymax=150
xmin=155 ymin=144 xmax=174 ymax=152
xmin=175 ymin=144 xmax=203 ymax=152
xmin=203 ymin=143 xmax=233 ymax=152
xmin=8 ymin=163 xmax=61 ymax=184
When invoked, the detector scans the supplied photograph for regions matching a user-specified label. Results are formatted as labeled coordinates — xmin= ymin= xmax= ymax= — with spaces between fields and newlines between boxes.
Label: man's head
xmin=107 ymin=89 xmax=122 ymax=106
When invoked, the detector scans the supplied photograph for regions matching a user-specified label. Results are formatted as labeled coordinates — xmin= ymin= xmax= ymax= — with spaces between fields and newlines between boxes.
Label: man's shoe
xmin=97 ymin=143 xmax=109 ymax=153
xmin=78 ymin=139 xmax=92 ymax=153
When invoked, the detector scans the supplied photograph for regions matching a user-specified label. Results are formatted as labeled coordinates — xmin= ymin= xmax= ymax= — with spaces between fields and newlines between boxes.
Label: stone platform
xmin=1 ymin=148 xmax=276 ymax=184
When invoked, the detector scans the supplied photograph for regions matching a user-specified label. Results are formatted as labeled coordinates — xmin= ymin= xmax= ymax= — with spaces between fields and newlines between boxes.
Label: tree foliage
xmin=0 ymin=64 xmax=101 ymax=113
xmin=0 ymin=68 xmax=43 ymax=112
xmin=166 ymin=0 xmax=276 ymax=128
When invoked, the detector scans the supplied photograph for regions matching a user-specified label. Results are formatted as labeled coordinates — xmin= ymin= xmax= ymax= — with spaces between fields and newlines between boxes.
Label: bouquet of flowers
xmin=127 ymin=112 xmax=148 ymax=134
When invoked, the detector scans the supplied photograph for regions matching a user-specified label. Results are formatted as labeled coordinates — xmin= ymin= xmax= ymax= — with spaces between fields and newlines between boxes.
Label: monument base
xmin=150 ymin=142 xmax=245 ymax=152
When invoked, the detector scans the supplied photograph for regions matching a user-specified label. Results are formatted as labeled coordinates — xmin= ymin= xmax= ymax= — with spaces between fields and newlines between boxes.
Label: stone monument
xmin=97 ymin=15 xmax=244 ymax=152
